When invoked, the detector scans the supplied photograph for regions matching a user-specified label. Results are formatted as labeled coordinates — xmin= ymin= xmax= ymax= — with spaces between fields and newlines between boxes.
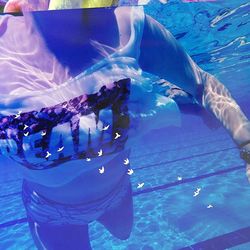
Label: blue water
xmin=0 ymin=0 xmax=250 ymax=249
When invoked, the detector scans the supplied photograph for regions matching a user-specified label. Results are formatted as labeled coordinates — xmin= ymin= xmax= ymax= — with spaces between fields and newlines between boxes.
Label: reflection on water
xmin=145 ymin=0 xmax=250 ymax=101
xmin=0 ymin=14 xmax=69 ymax=97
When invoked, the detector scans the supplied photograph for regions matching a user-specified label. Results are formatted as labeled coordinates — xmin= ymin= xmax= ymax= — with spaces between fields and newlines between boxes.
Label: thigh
xmin=28 ymin=217 xmax=92 ymax=250
xmin=97 ymin=180 xmax=134 ymax=240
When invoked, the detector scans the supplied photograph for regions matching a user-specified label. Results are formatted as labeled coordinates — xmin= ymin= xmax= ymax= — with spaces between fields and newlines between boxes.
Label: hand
xmin=246 ymin=164 xmax=250 ymax=183
xmin=235 ymin=122 xmax=250 ymax=183
xmin=241 ymin=143 xmax=250 ymax=183
xmin=4 ymin=0 xmax=49 ymax=13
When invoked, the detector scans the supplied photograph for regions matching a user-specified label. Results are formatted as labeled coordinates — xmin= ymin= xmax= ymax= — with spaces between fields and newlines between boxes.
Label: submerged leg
xmin=97 ymin=182 xmax=133 ymax=240
xmin=28 ymin=217 xmax=92 ymax=250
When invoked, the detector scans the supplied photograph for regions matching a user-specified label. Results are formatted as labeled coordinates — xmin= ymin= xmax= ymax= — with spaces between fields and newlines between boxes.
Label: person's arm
xmin=200 ymin=71 xmax=250 ymax=145
xmin=200 ymin=71 xmax=250 ymax=180
xmin=138 ymin=15 xmax=250 ymax=171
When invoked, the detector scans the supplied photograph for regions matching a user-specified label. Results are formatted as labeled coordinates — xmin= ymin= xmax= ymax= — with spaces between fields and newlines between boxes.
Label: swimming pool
xmin=0 ymin=0 xmax=250 ymax=249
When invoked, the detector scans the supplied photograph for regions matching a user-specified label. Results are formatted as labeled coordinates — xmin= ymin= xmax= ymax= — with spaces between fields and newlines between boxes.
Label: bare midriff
xmin=24 ymin=150 xmax=130 ymax=204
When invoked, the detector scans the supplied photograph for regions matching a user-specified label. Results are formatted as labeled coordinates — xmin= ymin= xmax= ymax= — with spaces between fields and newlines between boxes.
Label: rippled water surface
xmin=145 ymin=0 xmax=250 ymax=102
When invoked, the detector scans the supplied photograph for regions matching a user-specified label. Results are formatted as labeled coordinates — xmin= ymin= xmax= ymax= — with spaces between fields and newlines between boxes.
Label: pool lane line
xmin=131 ymin=136 xmax=231 ymax=159
xmin=133 ymin=146 xmax=237 ymax=170
xmin=0 ymin=136 xmax=229 ymax=184
xmin=0 ymin=146 xmax=239 ymax=199
xmin=0 ymin=164 xmax=245 ymax=229
xmin=0 ymin=135 xmax=229 ymax=185
xmin=179 ymin=225 xmax=250 ymax=250
xmin=0 ymin=177 xmax=22 ymax=184
xmin=0 ymin=217 xmax=28 ymax=229
xmin=2 ymin=216 xmax=250 ymax=250
xmin=0 ymin=191 xmax=21 ymax=199
xmin=0 ymin=160 xmax=243 ymax=200
xmin=0 ymin=134 xmax=231 ymax=184
xmin=130 ymin=128 xmax=229 ymax=152
xmin=133 ymin=164 xmax=245 ymax=196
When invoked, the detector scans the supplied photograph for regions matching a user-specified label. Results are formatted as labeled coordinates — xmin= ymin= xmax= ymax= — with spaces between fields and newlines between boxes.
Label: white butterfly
xmin=45 ymin=151 xmax=51 ymax=159
xmin=15 ymin=111 xmax=22 ymax=119
xmin=114 ymin=132 xmax=121 ymax=140
xmin=137 ymin=183 xmax=144 ymax=189
xmin=127 ymin=169 xmax=134 ymax=175
xmin=102 ymin=125 xmax=110 ymax=131
xmin=124 ymin=158 xmax=130 ymax=165
xmin=57 ymin=146 xmax=64 ymax=152
xmin=24 ymin=132 xmax=29 ymax=137
xmin=99 ymin=166 xmax=105 ymax=174
xmin=98 ymin=149 xmax=103 ymax=157
xmin=193 ymin=188 xmax=201 ymax=197
xmin=41 ymin=131 xmax=47 ymax=136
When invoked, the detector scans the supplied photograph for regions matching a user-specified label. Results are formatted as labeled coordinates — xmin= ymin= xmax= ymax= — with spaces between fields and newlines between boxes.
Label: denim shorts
xmin=22 ymin=175 xmax=131 ymax=225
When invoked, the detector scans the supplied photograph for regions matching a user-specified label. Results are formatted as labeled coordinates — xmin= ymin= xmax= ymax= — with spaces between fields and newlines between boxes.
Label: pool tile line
xmin=0 ymin=133 xmax=232 ymax=185
xmin=0 ymin=140 xmax=230 ymax=185
xmin=0 ymin=177 xmax=22 ymax=185
xmin=133 ymin=164 xmax=245 ymax=196
xmin=0 ymin=191 xmax=21 ymax=199
xmin=132 ymin=128 xmax=229 ymax=153
xmin=132 ymin=136 xmax=232 ymax=159
xmin=0 ymin=165 xmax=245 ymax=230
xmin=0 ymin=217 xmax=27 ymax=229
xmin=0 ymin=161 xmax=244 ymax=203
xmin=0 ymin=144 xmax=236 ymax=189
xmin=0 ymin=177 xmax=22 ymax=184
xmin=2 ymin=220 xmax=250 ymax=250
xmin=0 ymin=138 xmax=229 ymax=185
xmin=179 ymin=226 xmax=250 ymax=250
xmin=134 ymin=146 xmax=237 ymax=170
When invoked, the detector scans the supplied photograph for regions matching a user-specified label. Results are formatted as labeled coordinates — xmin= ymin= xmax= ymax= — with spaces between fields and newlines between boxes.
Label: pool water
xmin=1 ymin=124 xmax=250 ymax=249
xmin=0 ymin=0 xmax=250 ymax=249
